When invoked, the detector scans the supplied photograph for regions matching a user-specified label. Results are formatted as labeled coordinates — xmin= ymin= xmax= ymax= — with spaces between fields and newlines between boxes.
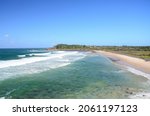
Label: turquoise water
xmin=0 ymin=48 xmax=47 ymax=60
xmin=0 ymin=49 xmax=150 ymax=99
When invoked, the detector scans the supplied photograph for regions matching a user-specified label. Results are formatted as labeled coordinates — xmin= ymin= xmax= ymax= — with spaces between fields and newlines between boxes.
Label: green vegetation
xmin=96 ymin=46 xmax=150 ymax=61
xmin=51 ymin=44 xmax=150 ymax=60
xmin=54 ymin=44 xmax=90 ymax=50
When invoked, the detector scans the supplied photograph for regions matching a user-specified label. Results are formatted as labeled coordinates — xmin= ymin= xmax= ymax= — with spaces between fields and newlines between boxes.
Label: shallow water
xmin=0 ymin=50 xmax=150 ymax=99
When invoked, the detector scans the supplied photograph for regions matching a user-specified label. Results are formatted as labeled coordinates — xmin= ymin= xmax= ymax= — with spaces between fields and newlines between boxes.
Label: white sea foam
xmin=0 ymin=97 xmax=5 ymax=99
xmin=129 ymin=92 xmax=150 ymax=99
xmin=126 ymin=67 xmax=150 ymax=98
xmin=18 ymin=53 xmax=51 ymax=58
xmin=54 ymin=51 xmax=66 ymax=54
xmin=18 ymin=55 xmax=26 ymax=58
xmin=50 ymin=62 xmax=71 ymax=69
xmin=126 ymin=66 xmax=150 ymax=79
xmin=27 ymin=54 xmax=34 ymax=56
xmin=0 ymin=55 xmax=60 ymax=69
xmin=31 ymin=52 xmax=51 ymax=56
xmin=0 ymin=51 xmax=86 ymax=80
xmin=0 ymin=52 xmax=72 ymax=69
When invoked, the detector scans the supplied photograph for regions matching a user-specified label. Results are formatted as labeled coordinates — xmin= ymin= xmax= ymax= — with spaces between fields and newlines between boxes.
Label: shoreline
xmin=95 ymin=50 xmax=150 ymax=99
xmin=95 ymin=50 xmax=150 ymax=75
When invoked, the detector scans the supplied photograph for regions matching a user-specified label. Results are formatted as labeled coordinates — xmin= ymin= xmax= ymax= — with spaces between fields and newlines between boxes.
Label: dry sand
xmin=95 ymin=50 xmax=150 ymax=98
xmin=95 ymin=50 xmax=150 ymax=74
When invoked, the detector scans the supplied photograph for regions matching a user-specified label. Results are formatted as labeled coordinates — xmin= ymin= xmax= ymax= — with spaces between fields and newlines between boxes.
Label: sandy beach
xmin=95 ymin=50 xmax=150 ymax=98
xmin=95 ymin=50 xmax=150 ymax=74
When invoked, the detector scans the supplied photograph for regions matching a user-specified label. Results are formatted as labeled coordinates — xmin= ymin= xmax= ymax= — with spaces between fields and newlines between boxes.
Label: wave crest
xmin=0 ymin=51 xmax=86 ymax=80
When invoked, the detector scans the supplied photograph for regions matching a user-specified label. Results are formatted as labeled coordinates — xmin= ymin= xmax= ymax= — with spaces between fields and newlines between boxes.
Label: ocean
xmin=0 ymin=49 xmax=150 ymax=99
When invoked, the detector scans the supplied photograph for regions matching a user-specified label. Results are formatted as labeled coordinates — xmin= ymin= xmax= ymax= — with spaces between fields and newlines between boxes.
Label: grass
xmin=50 ymin=44 xmax=150 ymax=61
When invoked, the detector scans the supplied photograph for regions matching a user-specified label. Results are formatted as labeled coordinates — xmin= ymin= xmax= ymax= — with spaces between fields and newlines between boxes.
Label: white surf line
xmin=0 ymin=97 xmax=5 ymax=99
xmin=0 ymin=51 xmax=86 ymax=81
xmin=106 ymin=56 xmax=150 ymax=80
xmin=0 ymin=51 xmax=84 ymax=69
xmin=18 ymin=55 xmax=26 ymax=58
xmin=0 ymin=53 xmax=68 ymax=69
xmin=129 ymin=92 xmax=150 ymax=99
xmin=122 ymin=65 xmax=150 ymax=99
xmin=126 ymin=66 xmax=150 ymax=80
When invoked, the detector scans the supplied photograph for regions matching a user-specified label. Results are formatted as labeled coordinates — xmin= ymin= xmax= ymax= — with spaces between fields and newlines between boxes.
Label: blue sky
xmin=0 ymin=0 xmax=150 ymax=48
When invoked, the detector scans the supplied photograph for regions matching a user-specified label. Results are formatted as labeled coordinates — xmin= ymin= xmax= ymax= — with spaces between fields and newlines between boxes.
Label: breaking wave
xmin=0 ymin=51 xmax=86 ymax=80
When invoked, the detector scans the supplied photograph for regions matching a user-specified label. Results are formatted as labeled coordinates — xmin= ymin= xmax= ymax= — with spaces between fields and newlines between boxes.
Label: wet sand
xmin=95 ymin=50 xmax=150 ymax=74
xmin=95 ymin=50 xmax=150 ymax=98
